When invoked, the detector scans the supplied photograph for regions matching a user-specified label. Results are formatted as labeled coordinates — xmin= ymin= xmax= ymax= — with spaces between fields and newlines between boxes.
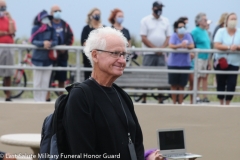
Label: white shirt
xmin=140 ymin=14 xmax=171 ymax=55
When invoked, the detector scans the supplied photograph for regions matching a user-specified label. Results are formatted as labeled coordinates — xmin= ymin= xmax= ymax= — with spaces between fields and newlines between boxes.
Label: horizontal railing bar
xmin=1 ymin=43 xmax=240 ymax=53
xmin=2 ymin=65 xmax=240 ymax=75
xmin=1 ymin=86 xmax=240 ymax=95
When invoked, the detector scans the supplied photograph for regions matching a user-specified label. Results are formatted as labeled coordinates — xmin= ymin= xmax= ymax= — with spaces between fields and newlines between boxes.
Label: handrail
xmin=1 ymin=43 xmax=240 ymax=104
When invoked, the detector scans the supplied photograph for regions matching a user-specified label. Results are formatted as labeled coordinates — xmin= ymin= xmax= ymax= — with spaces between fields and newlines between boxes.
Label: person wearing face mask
xmin=81 ymin=8 xmax=105 ymax=80
xmin=191 ymin=13 xmax=211 ymax=104
xmin=0 ymin=0 xmax=16 ymax=102
xmin=140 ymin=1 xmax=171 ymax=104
xmin=214 ymin=13 xmax=240 ymax=105
xmin=45 ymin=5 xmax=74 ymax=101
xmin=30 ymin=10 xmax=58 ymax=102
xmin=108 ymin=8 xmax=131 ymax=46
xmin=168 ymin=20 xmax=194 ymax=104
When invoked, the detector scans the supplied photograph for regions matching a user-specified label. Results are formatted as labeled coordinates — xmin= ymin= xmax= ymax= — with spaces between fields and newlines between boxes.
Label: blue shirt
xmin=214 ymin=28 xmax=240 ymax=66
xmin=191 ymin=27 xmax=211 ymax=60
xmin=168 ymin=33 xmax=194 ymax=67
xmin=52 ymin=21 xmax=64 ymax=44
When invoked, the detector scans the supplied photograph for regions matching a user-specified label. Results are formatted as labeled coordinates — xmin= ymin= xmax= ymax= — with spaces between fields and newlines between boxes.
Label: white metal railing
xmin=1 ymin=43 xmax=240 ymax=104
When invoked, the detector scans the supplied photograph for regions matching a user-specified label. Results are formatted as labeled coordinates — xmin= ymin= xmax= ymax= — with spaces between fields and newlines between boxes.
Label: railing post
xmin=76 ymin=49 xmax=80 ymax=82
xmin=193 ymin=52 xmax=199 ymax=104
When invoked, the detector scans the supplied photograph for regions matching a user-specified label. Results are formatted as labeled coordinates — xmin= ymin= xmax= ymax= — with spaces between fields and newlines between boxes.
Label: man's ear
xmin=92 ymin=50 xmax=98 ymax=63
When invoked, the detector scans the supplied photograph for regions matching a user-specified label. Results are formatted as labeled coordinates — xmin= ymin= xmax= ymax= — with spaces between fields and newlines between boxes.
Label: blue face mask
xmin=116 ymin=17 xmax=124 ymax=24
xmin=53 ymin=11 xmax=61 ymax=20
xmin=178 ymin=27 xmax=186 ymax=35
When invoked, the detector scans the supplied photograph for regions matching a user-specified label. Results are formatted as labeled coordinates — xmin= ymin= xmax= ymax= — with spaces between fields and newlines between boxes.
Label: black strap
xmin=89 ymin=77 xmax=132 ymax=142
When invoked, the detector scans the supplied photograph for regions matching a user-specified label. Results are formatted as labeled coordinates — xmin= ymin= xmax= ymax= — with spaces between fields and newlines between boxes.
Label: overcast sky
xmin=5 ymin=0 xmax=240 ymax=41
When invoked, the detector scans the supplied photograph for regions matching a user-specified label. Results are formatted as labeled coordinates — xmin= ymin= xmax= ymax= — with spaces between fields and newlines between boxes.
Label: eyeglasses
xmin=91 ymin=49 xmax=130 ymax=59
xmin=53 ymin=10 xmax=61 ymax=13
xmin=177 ymin=26 xmax=185 ymax=29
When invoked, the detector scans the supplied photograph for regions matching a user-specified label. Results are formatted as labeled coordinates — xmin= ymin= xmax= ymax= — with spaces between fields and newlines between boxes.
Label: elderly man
xmin=63 ymin=27 xmax=144 ymax=159
xmin=45 ymin=5 xmax=74 ymax=101
xmin=140 ymin=1 xmax=171 ymax=103
xmin=0 ymin=0 xmax=16 ymax=101
xmin=191 ymin=13 xmax=211 ymax=103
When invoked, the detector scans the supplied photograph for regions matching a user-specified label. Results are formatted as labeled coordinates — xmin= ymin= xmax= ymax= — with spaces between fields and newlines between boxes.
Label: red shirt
xmin=0 ymin=16 xmax=16 ymax=44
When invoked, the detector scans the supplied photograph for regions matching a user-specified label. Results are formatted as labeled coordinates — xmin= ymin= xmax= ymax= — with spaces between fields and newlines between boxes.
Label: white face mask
xmin=41 ymin=17 xmax=51 ymax=25
xmin=227 ymin=20 xmax=237 ymax=29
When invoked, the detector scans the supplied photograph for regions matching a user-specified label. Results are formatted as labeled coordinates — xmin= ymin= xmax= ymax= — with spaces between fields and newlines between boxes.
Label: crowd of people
xmin=0 ymin=0 xmax=240 ymax=106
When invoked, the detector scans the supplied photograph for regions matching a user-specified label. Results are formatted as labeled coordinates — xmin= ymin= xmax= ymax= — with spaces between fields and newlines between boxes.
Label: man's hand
xmin=4 ymin=11 xmax=12 ymax=20
xmin=3 ymin=153 xmax=16 ymax=160
xmin=156 ymin=52 xmax=163 ymax=56
xmin=43 ymin=40 xmax=51 ymax=49
xmin=148 ymin=150 xmax=164 ymax=160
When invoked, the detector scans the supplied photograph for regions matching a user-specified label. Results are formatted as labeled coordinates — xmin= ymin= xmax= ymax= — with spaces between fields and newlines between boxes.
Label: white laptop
xmin=157 ymin=128 xmax=202 ymax=159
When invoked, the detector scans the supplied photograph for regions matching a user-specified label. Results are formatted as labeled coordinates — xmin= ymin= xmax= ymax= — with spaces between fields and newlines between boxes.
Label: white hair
xmin=195 ymin=13 xmax=206 ymax=26
xmin=84 ymin=27 xmax=128 ymax=66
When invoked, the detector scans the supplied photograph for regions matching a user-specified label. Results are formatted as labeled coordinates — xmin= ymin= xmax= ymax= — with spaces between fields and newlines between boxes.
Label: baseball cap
xmin=153 ymin=1 xmax=164 ymax=8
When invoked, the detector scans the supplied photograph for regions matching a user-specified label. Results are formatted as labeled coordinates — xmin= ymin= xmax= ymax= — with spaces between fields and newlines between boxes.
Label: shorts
xmin=54 ymin=60 xmax=67 ymax=81
xmin=143 ymin=54 xmax=166 ymax=66
xmin=168 ymin=66 xmax=190 ymax=87
xmin=197 ymin=59 xmax=208 ymax=77
xmin=0 ymin=48 xmax=14 ymax=77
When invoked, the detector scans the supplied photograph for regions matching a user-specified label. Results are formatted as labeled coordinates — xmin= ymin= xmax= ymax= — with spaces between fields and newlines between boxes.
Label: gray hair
xmin=83 ymin=27 xmax=128 ymax=66
xmin=195 ymin=13 xmax=206 ymax=26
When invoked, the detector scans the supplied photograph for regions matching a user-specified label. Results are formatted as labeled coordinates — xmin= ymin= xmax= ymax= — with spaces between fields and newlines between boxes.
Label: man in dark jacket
xmin=48 ymin=5 xmax=74 ymax=98
xmin=63 ymin=27 xmax=144 ymax=160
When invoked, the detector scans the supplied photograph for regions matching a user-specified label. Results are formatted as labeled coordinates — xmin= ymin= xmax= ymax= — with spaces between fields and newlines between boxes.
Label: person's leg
xmin=178 ymin=68 xmax=189 ymax=104
xmin=3 ymin=76 xmax=11 ymax=99
xmin=225 ymin=65 xmax=239 ymax=105
xmin=41 ymin=67 xmax=52 ymax=102
xmin=157 ymin=55 xmax=166 ymax=103
xmin=215 ymin=65 xmax=227 ymax=105
xmin=202 ymin=60 xmax=210 ymax=101
xmin=188 ymin=73 xmax=194 ymax=104
xmin=171 ymin=85 xmax=178 ymax=104
xmin=33 ymin=68 xmax=43 ymax=102
xmin=142 ymin=55 xmax=157 ymax=103
xmin=57 ymin=60 xmax=67 ymax=95
xmin=178 ymin=86 xmax=184 ymax=104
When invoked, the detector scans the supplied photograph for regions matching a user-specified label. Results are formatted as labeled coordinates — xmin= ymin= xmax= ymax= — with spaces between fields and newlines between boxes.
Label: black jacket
xmin=52 ymin=19 xmax=74 ymax=60
xmin=63 ymin=79 xmax=144 ymax=160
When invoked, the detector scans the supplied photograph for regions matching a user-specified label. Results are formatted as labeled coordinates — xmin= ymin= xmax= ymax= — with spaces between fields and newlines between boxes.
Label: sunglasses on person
xmin=91 ymin=49 xmax=130 ymax=59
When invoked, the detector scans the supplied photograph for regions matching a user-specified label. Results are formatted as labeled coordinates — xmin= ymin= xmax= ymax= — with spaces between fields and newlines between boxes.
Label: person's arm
xmin=81 ymin=26 xmax=88 ymax=46
xmin=31 ymin=27 xmax=44 ymax=47
xmin=140 ymin=19 xmax=156 ymax=48
xmin=66 ymin=24 xmax=74 ymax=46
xmin=187 ymin=34 xmax=195 ymax=49
xmin=161 ymin=36 xmax=170 ymax=48
xmin=5 ymin=12 xmax=16 ymax=35
xmin=168 ymin=35 xmax=182 ymax=49
xmin=50 ymin=28 xmax=58 ymax=47
xmin=213 ymin=29 xmax=229 ymax=50
xmin=0 ymin=31 xmax=8 ymax=36
xmin=141 ymin=35 xmax=156 ymax=48
xmin=63 ymin=88 xmax=102 ymax=159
